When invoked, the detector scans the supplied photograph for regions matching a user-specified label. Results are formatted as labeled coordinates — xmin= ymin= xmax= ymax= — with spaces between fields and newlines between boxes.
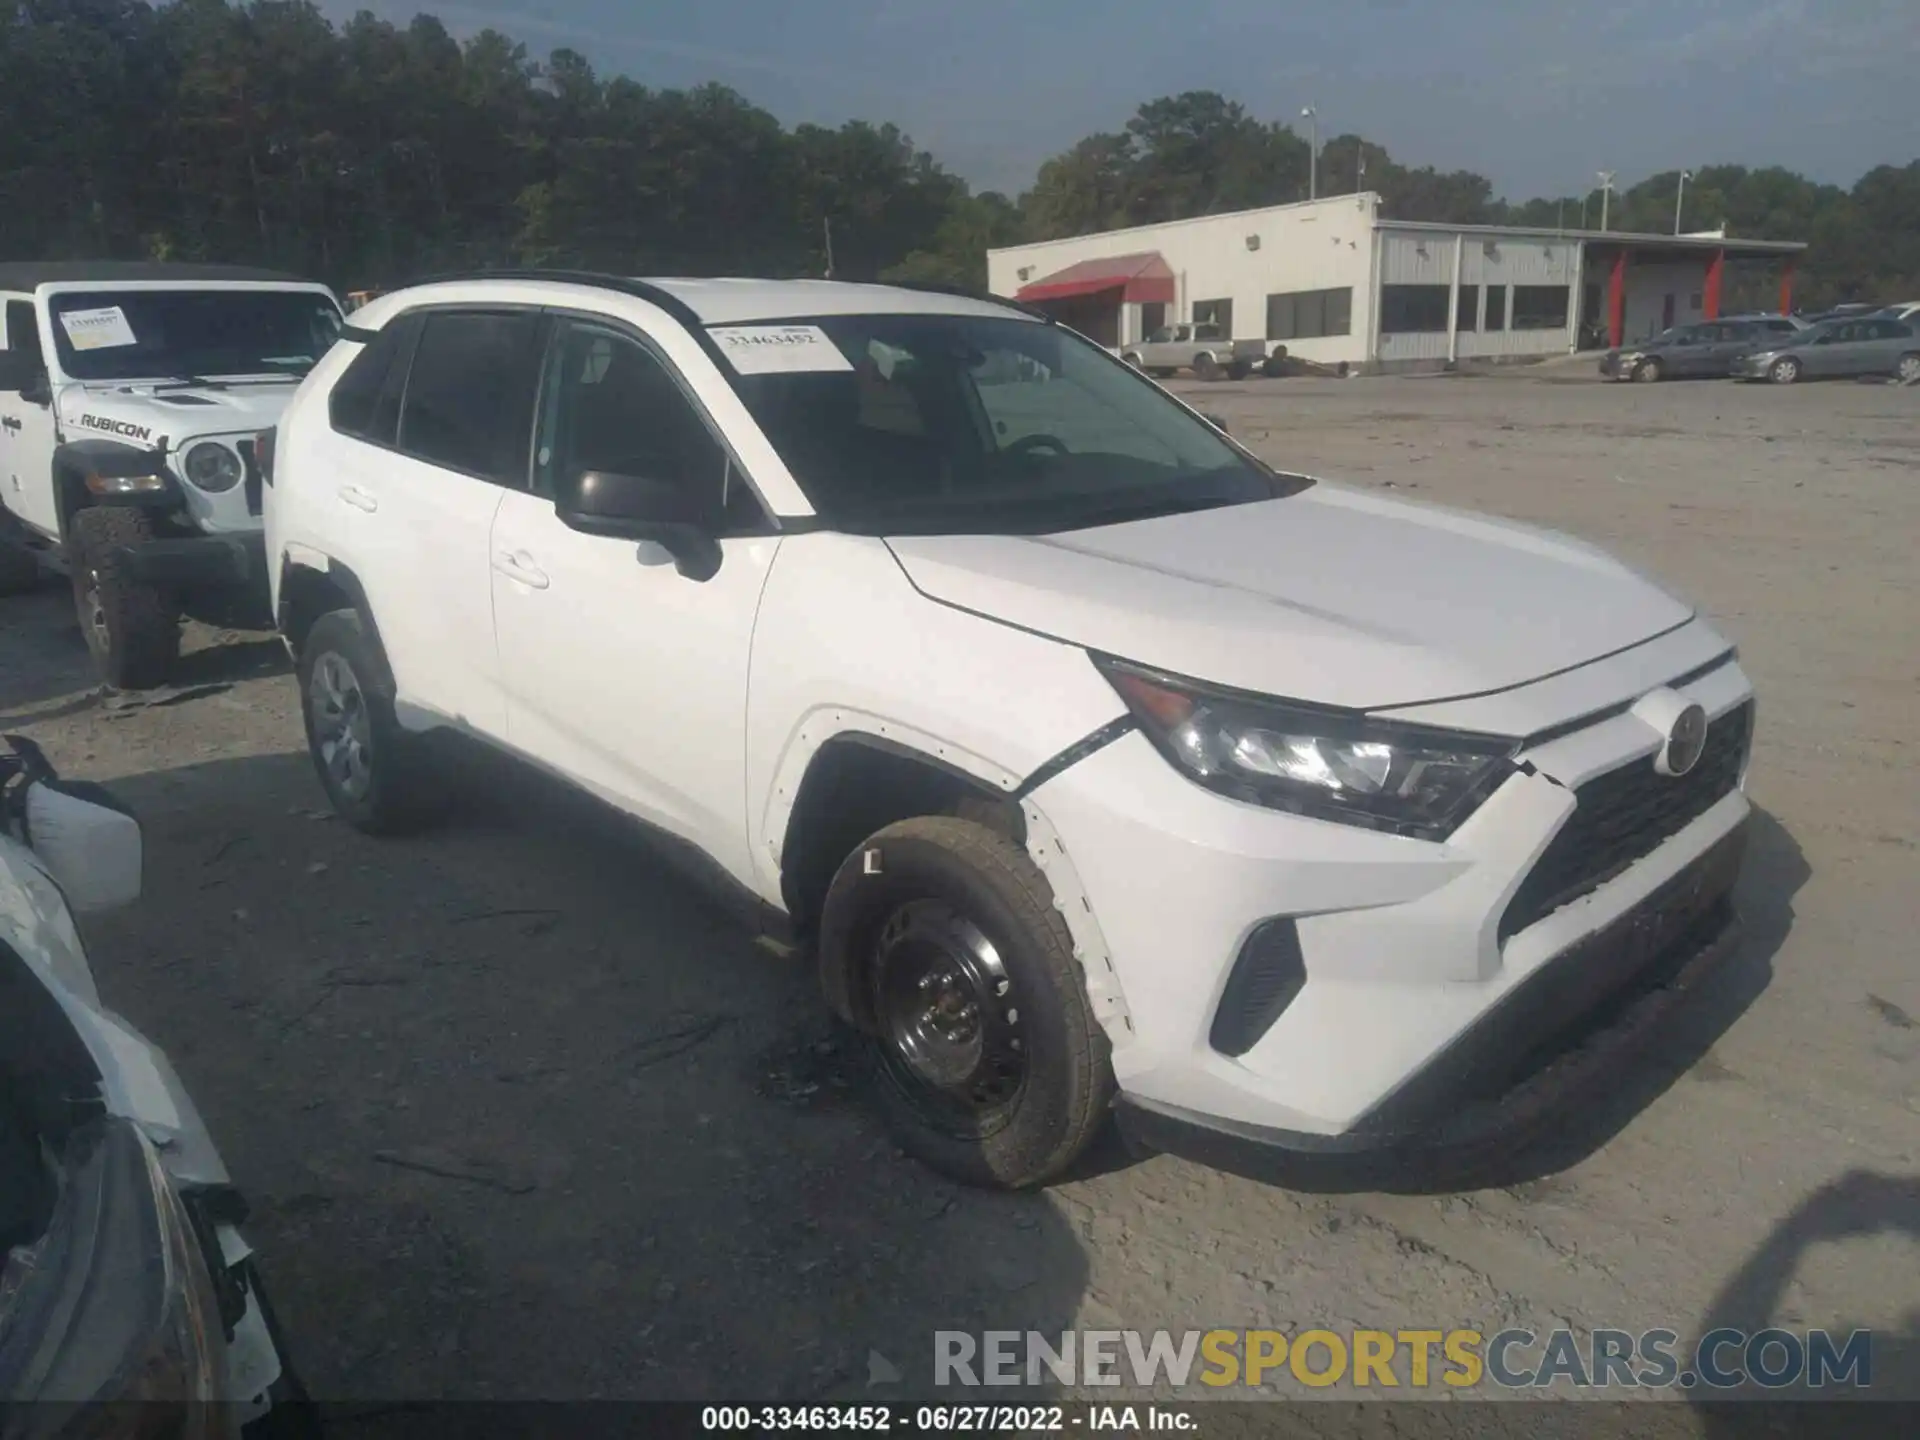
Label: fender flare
xmin=51 ymin=439 xmax=179 ymax=541
xmin=760 ymin=709 xmax=1023 ymax=886
xmin=275 ymin=551 xmax=394 ymax=665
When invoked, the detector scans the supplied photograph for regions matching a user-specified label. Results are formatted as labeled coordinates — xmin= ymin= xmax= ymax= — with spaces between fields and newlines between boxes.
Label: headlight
xmin=0 ymin=1119 xmax=227 ymax=1433
xmin=1096 ymin=657 xmax=1519 ymax=840
xmin=181 ymin=442 xmax=243 ymax=494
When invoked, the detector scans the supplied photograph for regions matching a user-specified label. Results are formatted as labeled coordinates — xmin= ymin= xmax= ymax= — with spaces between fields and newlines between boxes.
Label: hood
xmin=56 ymin=380 xmax=299 ymax=451
xmin=886 ymin=483 xmax=1694 ymax=713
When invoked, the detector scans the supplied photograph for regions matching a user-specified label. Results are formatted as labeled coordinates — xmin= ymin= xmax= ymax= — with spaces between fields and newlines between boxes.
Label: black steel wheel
xmin=818 ymin=815 xmax=1114 ymax=1189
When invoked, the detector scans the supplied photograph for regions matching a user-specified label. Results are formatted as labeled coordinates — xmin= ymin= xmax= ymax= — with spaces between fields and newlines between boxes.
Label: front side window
xmin=716 ymin=313 xmax=1287 ymax=536
xmin=533 ymin=321 xmax=761 ymax=528
xmin=329 ymin=312 xmax=421 ymax=446
xmin=3 ymin=300 xmax=42 ymax=366
xmin=45 ymin=288 xmax=342 ymax=381
xmin=397 ymin=310 xmax=542 ymax=484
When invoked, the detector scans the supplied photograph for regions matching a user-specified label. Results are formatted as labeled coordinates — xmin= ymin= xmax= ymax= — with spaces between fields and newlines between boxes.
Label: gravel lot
xmin=3 ymin=366 xmax=1916 ymax=1421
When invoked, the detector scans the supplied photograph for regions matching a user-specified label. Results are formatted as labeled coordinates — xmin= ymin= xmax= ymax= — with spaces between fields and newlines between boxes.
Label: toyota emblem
xmin=1663 ymin=702 xmax=1708 ymax=776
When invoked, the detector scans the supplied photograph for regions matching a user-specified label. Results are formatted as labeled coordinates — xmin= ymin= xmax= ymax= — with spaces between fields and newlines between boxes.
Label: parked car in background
xmin=1601 ymin=319 xmax=1796 ymax=382
xmin=0 ymin=736 xmax=311 ymax=1435
xmin=1119 ymin=323 xmax=1267 ymax=380
xmin=1797 ymin=302 xmax=1882 ymax=326
xmin=1872 ymin=300 xmax=1920 ymax=324
xmin=1729 ymin=315 xmax=1920 ymax=384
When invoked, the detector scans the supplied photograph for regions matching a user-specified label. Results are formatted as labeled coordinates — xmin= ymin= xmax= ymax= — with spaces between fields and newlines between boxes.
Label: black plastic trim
xmin=337 ymin=322 xmax=378 ymax=344
xmin=1513 ymin=649 xmax=1739 ymax=750
xmin=1011 ymin=716 xmax=1136 ymax=800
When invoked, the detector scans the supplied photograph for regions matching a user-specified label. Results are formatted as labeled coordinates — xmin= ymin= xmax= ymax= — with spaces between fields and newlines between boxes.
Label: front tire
xmin=67 ymin=506 xmax=179 ymax=690
xmin=1193 ymin=353 xmax=1222 ymax=382
xmin=1633 ymin=357 xmax=1663 ymax=383
xmin=1895 ymin=353 xmax=1920 ymax=384
xmin=818 ymin=816 xmax=1114 ymax=1190
xmin=297 ymin=609 xmax=442 ymax=834
xmin=1769 ymin=356 xmax=1801 ymax=384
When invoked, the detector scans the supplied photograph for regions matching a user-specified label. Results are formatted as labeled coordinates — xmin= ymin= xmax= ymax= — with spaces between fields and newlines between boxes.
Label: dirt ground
xmin=3 ymin=367 xmax=1916 ymax=1421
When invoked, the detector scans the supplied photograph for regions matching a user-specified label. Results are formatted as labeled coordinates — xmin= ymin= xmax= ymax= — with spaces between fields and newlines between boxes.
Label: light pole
xmin=1301 ymin=106 xmax=1318 ymax=200
xmin=1597 ymin=170 xmax=1615 ymax=232
xmin=1674 ymin=169 xmax=1693 ymax=235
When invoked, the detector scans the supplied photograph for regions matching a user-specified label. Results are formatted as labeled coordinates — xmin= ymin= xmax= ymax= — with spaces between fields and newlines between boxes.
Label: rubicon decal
xmin=76 ymin=414 xmax=153 ymax=442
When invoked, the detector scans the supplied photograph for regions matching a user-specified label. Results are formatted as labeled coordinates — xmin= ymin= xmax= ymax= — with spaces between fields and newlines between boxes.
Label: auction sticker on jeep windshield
xmin=58 ymin=306 xmax=139 ymax=351
xmin=709 ymin=324 xmax=854 ymax=375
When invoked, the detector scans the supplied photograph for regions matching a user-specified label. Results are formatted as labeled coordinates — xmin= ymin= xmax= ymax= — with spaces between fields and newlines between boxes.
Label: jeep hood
xmin=885 ymin=483 xmax=1694 ymax=713
xmin=57 ymin=380 xmax=298 ymax=449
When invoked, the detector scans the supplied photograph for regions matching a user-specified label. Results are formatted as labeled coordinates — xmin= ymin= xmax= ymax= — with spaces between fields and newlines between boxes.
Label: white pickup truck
xmin=1118 ymin=323 xmax=1268 ymax=380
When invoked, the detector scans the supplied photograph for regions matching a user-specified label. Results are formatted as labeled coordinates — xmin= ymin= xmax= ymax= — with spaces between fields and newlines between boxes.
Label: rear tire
xmin=67 ymin=506 xmax=179 ymax=690
xmin=818 ymin=815 xmax=1114 ymax=1190
xmin=1193 ymin=353 xmax=1222 ymax=382
xmin=297 ymin=608 xmax=443 ymax=835
xmin=1769 ymin=356 xmax=1801 ymax=384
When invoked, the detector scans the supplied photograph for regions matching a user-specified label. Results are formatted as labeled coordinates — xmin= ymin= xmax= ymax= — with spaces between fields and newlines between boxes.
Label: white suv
xmin=264 ymin=272 xmax=1756 ymax=1189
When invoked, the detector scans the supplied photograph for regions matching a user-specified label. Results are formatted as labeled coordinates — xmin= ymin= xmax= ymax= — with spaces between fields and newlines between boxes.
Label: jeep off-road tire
xmin=297 ymin=609 xmax=443 ymax=835
xmin=819 ymin=815 xmax=1115 ymax=1190
xmin=67 ymin=507 xmax=179 ymax=690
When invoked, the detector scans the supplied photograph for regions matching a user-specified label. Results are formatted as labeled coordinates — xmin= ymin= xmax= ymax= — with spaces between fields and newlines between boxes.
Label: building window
xmin=1511 ymin=285 xmax=1570 ymax=330
xmin=1485 ymin=286 xmax=1507 ymax=331
xmin=1379 ymin=284 xmax=1451 ymax=333
xmin=1455 ymin=285 xmax=1480 ymax=333
xmin=1192 ymin=298 xmax=1233 ymax=336
xmin=1265 ymin=287 xmax=1353 ymax=341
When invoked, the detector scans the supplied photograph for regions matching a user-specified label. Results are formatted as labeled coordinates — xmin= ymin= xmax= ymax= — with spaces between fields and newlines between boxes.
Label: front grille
xmin=1499 ymin=700 xmax=1752 ymax=941
xmin=237 ymin=438 xmax=262 ymax=515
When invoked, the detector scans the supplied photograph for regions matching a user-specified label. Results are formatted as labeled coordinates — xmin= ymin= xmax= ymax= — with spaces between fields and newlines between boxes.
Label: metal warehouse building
xmin=986 ymin=193 xmax=1807 ymax=372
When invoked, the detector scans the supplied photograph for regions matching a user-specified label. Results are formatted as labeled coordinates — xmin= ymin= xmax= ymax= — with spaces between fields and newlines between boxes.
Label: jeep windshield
xmin=718 ymin=313 xmax=1294 ymax=535
xmin=46 ymin=288 xmax=344 ymax=382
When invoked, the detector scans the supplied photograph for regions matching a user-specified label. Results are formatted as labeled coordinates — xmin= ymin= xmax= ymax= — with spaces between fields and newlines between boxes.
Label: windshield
xmin=716 ymin=313 xmax=1285 ymax=535
xmin=46 ymin=288 xmax=344 ymax=382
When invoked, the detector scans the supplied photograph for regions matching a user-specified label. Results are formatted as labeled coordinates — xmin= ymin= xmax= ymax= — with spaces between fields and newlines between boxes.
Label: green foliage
xmin=0 ymin=9 xmax=1912 ymax=310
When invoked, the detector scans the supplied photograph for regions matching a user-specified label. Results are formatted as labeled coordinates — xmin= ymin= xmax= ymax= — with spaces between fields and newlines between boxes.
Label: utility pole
xmin=822 ymin=217 xmax=836 ymax=279
xmin=1356 ymin=148 xmax=1365 ymax=195
xmin=1597 ymin=170 xmax=1615 ymax=232
xmin=1301 ymin=106 xmax=1318 ymax=200
xmin=1674 ymin=170 xmax=1693 ymax=235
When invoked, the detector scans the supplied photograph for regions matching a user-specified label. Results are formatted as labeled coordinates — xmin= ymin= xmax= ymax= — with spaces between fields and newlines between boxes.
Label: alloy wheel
xmin=309 ymin=651 xmax=374 ymax=802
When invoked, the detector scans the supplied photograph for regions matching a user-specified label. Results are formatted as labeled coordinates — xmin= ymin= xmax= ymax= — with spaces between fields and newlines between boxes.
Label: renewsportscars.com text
xmin=935 ymin=1327 xmax=1875 ymax=1391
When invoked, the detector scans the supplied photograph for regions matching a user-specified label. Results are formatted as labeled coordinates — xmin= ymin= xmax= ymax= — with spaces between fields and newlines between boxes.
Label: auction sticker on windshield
xmin=709 ymin=324 xmax=854 ymax=375
xmin=58 ymin=306 xmax=139 ymax=351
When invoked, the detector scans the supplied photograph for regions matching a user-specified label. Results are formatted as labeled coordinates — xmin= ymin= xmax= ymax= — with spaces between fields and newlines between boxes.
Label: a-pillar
xmin=1779 ymin=255 xmax=1797 ymax=316
xmin=1608 ymin=249 xmax=1628 ymax=348
xmin=1704 ymin=249 xmax=1724 ymax=321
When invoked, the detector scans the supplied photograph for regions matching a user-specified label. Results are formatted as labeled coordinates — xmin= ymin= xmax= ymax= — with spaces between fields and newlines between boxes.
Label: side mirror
xmin=555 ymin=469 xmax=723 ymax=582
xmin=20 ymin=370 xmax=51 ymax=407
xmin=23 ymin=780 xmax=143 ymax=912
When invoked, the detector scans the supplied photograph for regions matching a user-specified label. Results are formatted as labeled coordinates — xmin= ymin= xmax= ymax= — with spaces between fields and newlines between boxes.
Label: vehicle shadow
xmin=1690 ymin=1169 xmax=1920 ymax=1435
xmin=1108 ymin=806 xmax=1808 ymax=1198
xmin=77 ymin=747 xmax=1093 ymax=1406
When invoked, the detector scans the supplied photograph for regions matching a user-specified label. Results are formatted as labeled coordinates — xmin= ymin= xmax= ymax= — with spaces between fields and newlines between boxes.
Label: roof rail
xmin=883 ymin=279 xmax=1054 ymax=323
xmin=398 ymin=268 xmax=711 ymax=332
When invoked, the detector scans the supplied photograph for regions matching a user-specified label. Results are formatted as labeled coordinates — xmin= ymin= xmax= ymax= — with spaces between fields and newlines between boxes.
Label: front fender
xmin=51 ymin=438 xmax=182 ymax=538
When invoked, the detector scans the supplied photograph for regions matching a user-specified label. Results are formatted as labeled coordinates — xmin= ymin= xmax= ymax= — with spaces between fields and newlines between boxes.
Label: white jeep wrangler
xmin=0 ymin=263 xmax=343 ymax=689
xmin=265 ymin=271 xmax=1757 ymax=1190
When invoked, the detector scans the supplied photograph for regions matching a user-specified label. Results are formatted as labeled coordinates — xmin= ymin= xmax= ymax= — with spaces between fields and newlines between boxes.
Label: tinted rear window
xmin=396 ymin=311 xmax=542 ymax=485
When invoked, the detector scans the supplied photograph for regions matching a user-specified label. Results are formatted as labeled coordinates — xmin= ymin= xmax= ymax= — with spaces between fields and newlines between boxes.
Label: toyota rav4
xmin=0 ymin=262 xmax=343 ymax=689
xmin=263 ymin=271 xmax=1756 ymax=1190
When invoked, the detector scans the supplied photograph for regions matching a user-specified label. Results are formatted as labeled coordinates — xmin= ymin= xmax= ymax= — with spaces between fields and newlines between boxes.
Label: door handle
xmin=492 ymin=550 xmax=550 ymax=590
xmin=338 ymin=484 xmax=378 ymax=513
xmin=0 ymin=417 xmax=19 ymax=434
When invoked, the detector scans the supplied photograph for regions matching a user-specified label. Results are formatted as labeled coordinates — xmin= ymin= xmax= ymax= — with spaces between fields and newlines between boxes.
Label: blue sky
xmin=318 ymin=0 xmax=1918 ymax=201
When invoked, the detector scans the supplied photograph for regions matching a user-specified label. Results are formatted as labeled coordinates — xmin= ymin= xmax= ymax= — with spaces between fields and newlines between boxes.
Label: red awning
xmin=1015 ymin=252 xmax=1175 ymax=306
